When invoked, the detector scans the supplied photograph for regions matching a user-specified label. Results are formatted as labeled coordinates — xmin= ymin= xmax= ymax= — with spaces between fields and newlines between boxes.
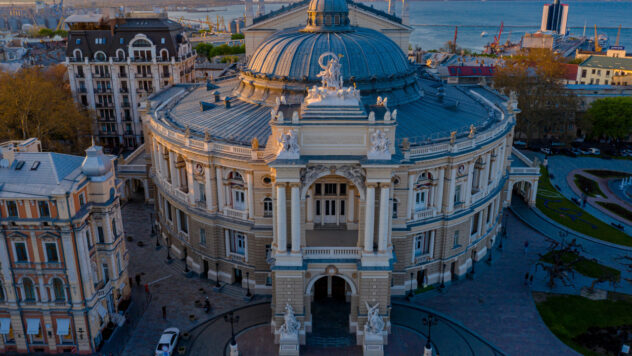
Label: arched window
xmin=111 ymin=218 xmax=118 ymax=237
xmin=228 ymin=172 xmax=245 ymax=210
xmin=94 ymin=51 xmax=106 ymax=61
xmin=23 ymin=278 xmax=35 ymax=301
xmin=160 ymin=48 xmax=169 ymax=61
xmin=52 ymin=278 xmax=65 ymax=301
xmin=73 ymin=49 xmax=83 ymax=60
xmin=115 ymin=49 xmax=125 ymax=60
xmin=131 ymin=39 xmax=152 ymax=47
xmin=263 ymin=197 xmax=273 ymax=217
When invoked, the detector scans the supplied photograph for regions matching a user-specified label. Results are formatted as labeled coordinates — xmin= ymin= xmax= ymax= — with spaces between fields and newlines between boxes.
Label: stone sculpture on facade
xmin=279 ymin=304 xmax=301 ymax=337
xmin=367 ymin=129 xmax=391 ymax=160
xmin=304 ymin=51 xmax=360 ymax=106
xmin=364 ymin=302 xmax=385 ymax=335
xmin=278 ymin=129 xmax=300 ymax=159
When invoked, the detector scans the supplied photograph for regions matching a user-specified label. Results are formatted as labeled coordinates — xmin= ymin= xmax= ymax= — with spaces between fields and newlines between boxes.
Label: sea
xmin=169 ymin=1 xmax=632 ymax=52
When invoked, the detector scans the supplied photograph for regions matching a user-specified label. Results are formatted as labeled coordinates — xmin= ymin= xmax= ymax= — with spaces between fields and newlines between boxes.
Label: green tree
xmin=582 ymin=97 xmax=632 ymax=150
xmin=0 ymin=65 xmax=92 ymax=154
xmin=231 ymin=33 xmax=245 ymax=40
xmin=494 ymin=49 xmax=579 ymax=146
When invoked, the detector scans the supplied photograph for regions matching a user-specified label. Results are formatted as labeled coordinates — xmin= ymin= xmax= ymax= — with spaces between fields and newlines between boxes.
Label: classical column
xmin=169 ymin=151 xmax=178 ymax=188
xmin=306 ymin=188 xmax=314 ymax=223
xmin=290 ymin=184 xmax=301 ymax=253
xmin=435 ymin=168 xmax=444 ymax=213
xmin=363 ymin=184 xmax=376 ymax=252
xmin=204 ymin=166 xmax=214 ymax=210
xmin=429 ymin=230 xmax=436 ymax=258
xmin=246 ymin=172 xmax=255 ymax=219
xmin=378 ymin=184 xmax=390 ymax=252
xmin=482 ymin=153 xmax=491 ymax=193
xmin=447 ymin=167 xmax=456 ymax=212
xmin=465 ymin=161 xmax=475 ymax=206
xmin=347 ymin=186 xmax=354 ymax=223
xmin=216 ymin=167 xmax=225 ymax=212
xmin=186 ymin=161 xmax=195 ymax=203
xmin=407 ymin=174 xmax=415 ymax=220
xmin=477 ymin=210 xmax=484 ymax=236
xmin=277 ymin=183 xmax=287 ymax=253
xmin=530 ymin=180 xmax=539 ymax=207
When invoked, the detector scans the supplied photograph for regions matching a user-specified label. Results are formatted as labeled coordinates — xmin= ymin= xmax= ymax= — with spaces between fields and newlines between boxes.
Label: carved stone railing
xmin=303 ymin=247 xmax=361 ymax=259
xmin=227 ymin=252 xmax=246 ymax=263
xmin=412 ymin=208 xmax=437 ymax=222
xmin=414 ymin=254 xmax=431 ymax=265
xmin=224 ymin=207 xmax=249 ymax=221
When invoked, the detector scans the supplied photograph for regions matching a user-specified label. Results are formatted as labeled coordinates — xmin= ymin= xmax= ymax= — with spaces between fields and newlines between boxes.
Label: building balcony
xmin=224 ymin=207 xmax=248 ymax=220
xmin=136 ymin=87 xmax=154 ymax=94
xmin=120 ymin=87 xmax=129 ymax=93
xmin=227 ymin=252 xmax=246 ymax=263
xmin=303 ymin=247 xmax=361 ymax=260
xmin=414 ymin=253 xmax=431 ymax=265
xmin=134 ymin=73 xmax=152 ymax=78
xmin=93 ymin=72 xmax=111 ymax=78
xmin=75 ymin=72 xmax=85 ymax=78
xmin=412 ymin=207 xmax=437 ymax=221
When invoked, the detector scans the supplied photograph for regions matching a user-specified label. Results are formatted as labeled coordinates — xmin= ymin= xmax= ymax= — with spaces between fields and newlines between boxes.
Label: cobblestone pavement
xmin=117 ymin=201 xmax=248 ymax=355
xmin=416 ymin=212 xmax=579 ymax=356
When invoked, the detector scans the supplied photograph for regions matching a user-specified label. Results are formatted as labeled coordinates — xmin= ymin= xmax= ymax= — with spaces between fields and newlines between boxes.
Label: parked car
xmin=570 ymin=148 xmax=582 ymax=156
xmin=621 ymin=149 xmax=632 ymax=157
xmin=155 ymin=327 xmax=180 ymax=356
xmin=514 ymin=141 xmax=527 ymax=148
xmin=540 ymin=147 xmax=552 ymax=155
xmin=588 ymin=148 xmax=601 ymax=155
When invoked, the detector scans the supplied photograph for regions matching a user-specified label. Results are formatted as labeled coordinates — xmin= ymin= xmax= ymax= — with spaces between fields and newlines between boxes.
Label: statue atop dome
xmin=317 ymin=52 xmax=343 ymax=90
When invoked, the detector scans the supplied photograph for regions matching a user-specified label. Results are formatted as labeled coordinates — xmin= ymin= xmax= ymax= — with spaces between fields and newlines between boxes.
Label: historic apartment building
xmin=142 ymin=0 xmax=539 ymax=353
xmin=0 ymin=138 xmax=129 ymax=354
xmin=64 ymin=12 xmax=196 ymax=152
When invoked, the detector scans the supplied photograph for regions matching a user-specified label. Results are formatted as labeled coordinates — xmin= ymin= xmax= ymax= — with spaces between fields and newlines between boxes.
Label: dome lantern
xmin=302 ymin=0 xmax=352 ymax=32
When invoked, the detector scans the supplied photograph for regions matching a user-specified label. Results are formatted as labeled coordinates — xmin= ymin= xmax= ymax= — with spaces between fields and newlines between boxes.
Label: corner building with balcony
xmin=144 ymin=0 xmax=536 ymax=351
xmin=65 ymin=12 xmax=195 ymax=152
xmin=0 ymin=139 xmax=130 ymax=354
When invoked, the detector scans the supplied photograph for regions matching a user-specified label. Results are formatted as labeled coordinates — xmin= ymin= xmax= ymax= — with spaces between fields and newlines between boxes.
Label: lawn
xmin=585 ymin=170 xmax=629 ymax=179
xmin=535 ymin=293 xmax=632 ymax=356
xmin=573 ymin=174 xmax=605 ymax=198
xmin=540 ymin=251 xmax=621 ymax=281
xmin=536 ymin=166 xmax=632 ymax=246
xmin=597 ymin=201 xmax=632 ymax=222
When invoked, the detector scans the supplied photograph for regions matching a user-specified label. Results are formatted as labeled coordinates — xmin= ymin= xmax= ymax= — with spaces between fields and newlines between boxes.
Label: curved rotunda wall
xmin=146 ymin=122 xmax=511 ymax=294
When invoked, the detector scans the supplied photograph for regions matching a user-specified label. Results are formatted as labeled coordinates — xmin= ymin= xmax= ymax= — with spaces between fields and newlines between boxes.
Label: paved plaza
xmin=107 ymin=200 xmax=250 ymax=355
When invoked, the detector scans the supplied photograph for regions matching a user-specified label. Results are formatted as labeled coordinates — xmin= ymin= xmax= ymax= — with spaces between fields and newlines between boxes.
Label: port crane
xmin=485 ymin=21 xmax=504 ymax=55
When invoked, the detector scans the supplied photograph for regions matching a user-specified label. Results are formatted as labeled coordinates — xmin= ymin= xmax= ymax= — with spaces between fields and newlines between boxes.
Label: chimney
xmin=0 ymin=145 xmax=16 ymax=168
xmin=224 ymin=97 xmax=232 ymax=109
xmin=214 ymin=91 xmax=221 ymax=102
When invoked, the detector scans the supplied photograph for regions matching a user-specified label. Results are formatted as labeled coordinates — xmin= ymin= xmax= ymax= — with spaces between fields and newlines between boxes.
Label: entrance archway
xmin=307 ymin=274 xmax=356 ymax=347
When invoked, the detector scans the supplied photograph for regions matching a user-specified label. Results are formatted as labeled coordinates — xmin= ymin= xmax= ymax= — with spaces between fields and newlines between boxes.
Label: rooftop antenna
xmin=582 ymin=19 xmax=586 ymax=38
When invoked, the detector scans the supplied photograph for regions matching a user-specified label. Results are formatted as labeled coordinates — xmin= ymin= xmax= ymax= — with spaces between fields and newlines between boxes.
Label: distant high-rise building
xmin=540 ymin=0 xmax=569 ymax=35
xmin=257 ymin=0 xmax=265 ymax=17
xmin=245 ymin=0 xmax=254 ymax=26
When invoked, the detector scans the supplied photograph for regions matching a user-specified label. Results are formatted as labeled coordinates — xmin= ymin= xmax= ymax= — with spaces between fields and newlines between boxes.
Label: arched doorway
xmin=308 ymin=275 xmax=355 ymax=347
xmin=512 ymin=180 xmax=533 ymax=204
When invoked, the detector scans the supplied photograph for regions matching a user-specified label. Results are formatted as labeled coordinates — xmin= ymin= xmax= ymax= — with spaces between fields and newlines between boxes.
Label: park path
xmin=416 ymin=211 xmax=579 ymax=356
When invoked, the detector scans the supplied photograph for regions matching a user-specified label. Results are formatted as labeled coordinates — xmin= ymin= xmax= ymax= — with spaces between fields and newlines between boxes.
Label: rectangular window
xmin=471 ymin=212 xmax=480 ymax=236
xmin=229 ymin=231 xmax=246 ymax=255
xmin=200 ymin=228 xmax=206 ymax=246
xmin=414 ymin=232 xmax=430 ymax=256
xmin=120 ymin=38 xmax=124 ymax=44
xmin=15 ymin=242 xmax=28 ymax=262
xmin=486 ymin=204 xmax=492 ymax=224
xmin=454 ymin=185 xmax=462 ymax=204
xmin=264 ymin=199 xmax=273 ymax=217
xmin=178 ymin=209 xmax=188 ymax=233
xmin=45 ymin=243 xmax=59 ymax=262
xmin=198 ymin=182 xmax=206 ymax=202
xmin=116 ymin=252 xmax=122 ymax=276
xmin=340 ymin=200 xmax=345 ymax=216
xmin=315 ymin=184 xmax=322 ymax=195
xmin=38 ymin=201 xmax=50 ymax=217
xmin=339 ymin=184 xmax=346 ymax=195
xmin=6 ymin=201 xmax=18 ymax=217
xmin=86 ymin=230 xmax=92 ymax=249
xmin=166 ymin=201 xmax=173 ymax=221
xmin=453 ymin=231 xmax=460 ymax=248
xmin=97 ymin=226 xmax=105 ymax=244
xmin=79 ymin=193 xmax=86 ymax=208
xmin=102 ymin=264 xmax=110 ymax=283
xmin=324 ymin=183 xmax=337 ymax=195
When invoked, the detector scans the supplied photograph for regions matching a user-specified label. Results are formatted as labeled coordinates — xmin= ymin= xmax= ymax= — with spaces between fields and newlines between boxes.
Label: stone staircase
xmin=217 ymin=283 xmax=253 ymax=301
xmin=314 ymin=223 xmax=347 ymax=230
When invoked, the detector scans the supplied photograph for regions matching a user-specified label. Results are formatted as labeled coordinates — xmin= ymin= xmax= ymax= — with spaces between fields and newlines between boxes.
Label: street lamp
xmin=246 ymin=272 xmax=252 ymax=297
xmin=150 ymin=212 xmax=155 ymax=236
xmin=215 ymin=262 xmax=221 ymax=287
xmin=184 ymin=249 xmax=189 ymax=273
xmin=422 ymin=313 xmax=438 ymax=355
xmin=166 ymin=238 xmax=171 ymax=260
xmin=224 ymin=311 xmax=240 ymax=346
xmin=439 ymin=264 xmax=445 ymax=290
xmin=407 ymin=272 xmax=414 ymax=299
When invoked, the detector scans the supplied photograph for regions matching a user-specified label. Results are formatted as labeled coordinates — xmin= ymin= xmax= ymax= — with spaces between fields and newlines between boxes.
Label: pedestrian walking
xmin=162 ymin=305 xmax=167 ymax=320
xmin=524 ymin=272 xmax=529 ymax=286
xmin=523 ymin=240 xmax=529 ymax=255
xmin=135 ymin=274 xmax=141 ymax=286
xmin=204 ymin=297 xmax=211 ymax=314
